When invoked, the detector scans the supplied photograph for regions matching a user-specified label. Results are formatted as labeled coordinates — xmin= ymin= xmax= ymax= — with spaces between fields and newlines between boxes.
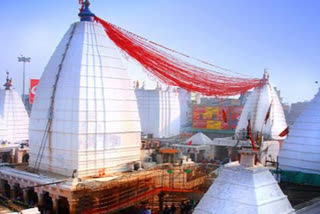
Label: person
xmin=163 ymin=204 xmax=170 ymax=214
xmin=186 ymin=201 xmax=192 ymax=214
xmin=146 ymin=207 xmax=151 ymax=214
xmin=190 ymin=198 xmax=196 ymax=208
xmin=22 ymin=153 xmax=29 ymax=163
xmin=170 ymin=203 xmax=176 ymax=213
xmin=180 ymin=201 xmax=186 ymax=214
xmin=29 ymin=199 xmax=35 ymax=206
xmin=16 ymin=195 xmax=23 ymax=202
xmin=139 ymin=206 xmax=146 ymax=214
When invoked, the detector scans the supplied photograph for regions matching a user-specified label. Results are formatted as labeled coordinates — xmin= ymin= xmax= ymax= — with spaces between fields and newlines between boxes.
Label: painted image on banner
xmin=193 ymin=105 xmax=243 ymax=130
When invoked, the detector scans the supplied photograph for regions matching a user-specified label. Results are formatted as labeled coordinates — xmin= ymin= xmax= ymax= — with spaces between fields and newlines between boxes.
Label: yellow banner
xmin=205 ymin=107 xmax=219 ymax=115
xmin=206 ymin=120 xmax=222 ymax=130
xmin=202 ymin=112 xmax=213 ymax=120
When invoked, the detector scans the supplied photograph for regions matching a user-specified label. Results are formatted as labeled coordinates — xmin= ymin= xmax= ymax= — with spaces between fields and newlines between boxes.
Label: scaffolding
xmin=73 ymin=164 xmax=216 ymax=213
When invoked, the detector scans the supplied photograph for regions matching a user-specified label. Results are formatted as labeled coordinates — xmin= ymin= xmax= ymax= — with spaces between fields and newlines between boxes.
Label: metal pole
xmin=17 ymin=55 xmax=31 ymax=104
xmin=22 ymin=61 xmax=25 ymax=101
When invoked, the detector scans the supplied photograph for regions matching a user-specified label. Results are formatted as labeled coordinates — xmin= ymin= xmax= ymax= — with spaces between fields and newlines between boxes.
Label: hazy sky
xmin=0 ymin=0 xmax=319 ymax=104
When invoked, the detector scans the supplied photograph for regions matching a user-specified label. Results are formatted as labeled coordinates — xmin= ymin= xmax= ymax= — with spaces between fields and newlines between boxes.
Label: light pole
xmin=18 ymin=55 xmax=31 ymax=102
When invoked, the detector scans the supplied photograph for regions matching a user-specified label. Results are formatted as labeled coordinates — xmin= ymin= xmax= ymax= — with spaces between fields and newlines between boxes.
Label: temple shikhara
xmin=279 ymin=88 xmax=320 ymax=186
xmin=0 ymin=74 xmax=29 ymax=143
xmin=0 ymin=1 xmax=318 ymax=213
xmin=29 ymin=2 xmax=141 ymax=177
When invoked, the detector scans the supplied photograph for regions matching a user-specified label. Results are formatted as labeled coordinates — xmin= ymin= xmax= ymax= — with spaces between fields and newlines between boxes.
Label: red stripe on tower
xmin=264 ymin=100 xmax=273 ymax=124
xmin=247 ymin=119 xmax=257 ymax=151
xmin=279 ymin=126 xmax=289 ymax=137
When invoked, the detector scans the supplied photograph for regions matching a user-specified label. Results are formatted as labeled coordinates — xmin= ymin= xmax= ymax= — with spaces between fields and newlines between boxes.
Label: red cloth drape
xmin=95 ymin=16 xmax=264 ymax=96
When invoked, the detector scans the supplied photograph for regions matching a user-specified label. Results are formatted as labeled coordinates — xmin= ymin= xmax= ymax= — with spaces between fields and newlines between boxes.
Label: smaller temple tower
xmin=0 ymin=73 xmax=29 ymax=143
xmin=234 ymin=72 xmax=288 ymax=164
xmin=194 ymin=148 xmax=295 ymax=214
xmin=135 ymin=86 xmax=181 ymax=138
xmin=236 ymin=72 xmax=287 ymax=141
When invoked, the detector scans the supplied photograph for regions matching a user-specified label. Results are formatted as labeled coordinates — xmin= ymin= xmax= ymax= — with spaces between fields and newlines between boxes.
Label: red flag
xmin=279 ymin=126 xmax=289 ymax=137
xmin=29 ymin=79 xmax=40 ymax=104
xmin=264 ymin=100 xmax=273 ymax=124
xmin=222 ymin=109 xmax=227 ymax=123
xmin=249 ymin=133 xmax=257 ymax=151
xmin=188 ymin=141 xmax=192 ymax=145
xmin=247 ymin=120 xmax=257 ymax=151
xmin=79 ymin=0 xmax=84 ymax=13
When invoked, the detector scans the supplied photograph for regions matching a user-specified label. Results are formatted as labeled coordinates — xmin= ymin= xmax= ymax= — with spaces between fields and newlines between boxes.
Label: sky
xmin=0 ymin=0 xmax=319 ymax=104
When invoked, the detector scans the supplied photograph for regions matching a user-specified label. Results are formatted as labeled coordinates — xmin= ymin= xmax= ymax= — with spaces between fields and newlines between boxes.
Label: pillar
xmin=0 ymin=180 xmax=6 ymax=195
xmin=17 ymin=149 xmax=25 ymax=163
xmin=158 ymin=193 xmax=164 ymax=212
xmin=34 ymin=188 xmax=44 ymax=206
xmin=23 ymin=189 xmax=29 ymax=204
xmin=11 ymin=149 xmax=16 ymax=163
xmin=8 ymin=182 xmax=16 ymax=200
xmin=138 ymin=160 xmax=143 ymax=170
xmin=68 ymin=198 xmax=78 ymax=214
xmin=50 ymin=194 xmax=59 ymax=214
xmin=10 ymin=189 xmax=16 ymax=200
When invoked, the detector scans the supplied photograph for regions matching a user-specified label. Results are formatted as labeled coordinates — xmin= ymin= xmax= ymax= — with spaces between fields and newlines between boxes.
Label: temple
xmin=29 ymin=1 xmax=141 ymax=177
xmin=235 ymin=72 xmax=287 ymax=142
xmin=279 ymin=88 xmax=320 ymax=186
xmin=0 ymin=74 xmax=29 ymax=143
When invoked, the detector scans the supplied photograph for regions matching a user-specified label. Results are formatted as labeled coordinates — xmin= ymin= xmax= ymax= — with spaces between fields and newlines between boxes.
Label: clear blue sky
xmin=0 ymin=0 xmax=319 ymax=104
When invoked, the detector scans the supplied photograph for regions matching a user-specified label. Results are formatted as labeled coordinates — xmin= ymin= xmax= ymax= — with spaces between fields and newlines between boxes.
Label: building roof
xmin=236 ymin=80 xmax=287 ymax=141
xmin=194 ymin=161 xmax=295 ymax=214
xmin=279 ymin=88 xmax=320 ymax=175
xmin=185 ymin=132 xmax=212 ymax=145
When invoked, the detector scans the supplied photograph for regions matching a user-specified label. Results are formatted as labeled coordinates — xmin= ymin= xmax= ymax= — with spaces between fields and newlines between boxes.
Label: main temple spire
xmin=78 ymin=0 xmax=95 ymax=22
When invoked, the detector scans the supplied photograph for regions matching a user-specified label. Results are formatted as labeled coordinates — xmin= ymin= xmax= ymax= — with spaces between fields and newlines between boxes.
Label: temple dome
xmin=279 ymin=88 xmax=320 ymax=175
xmin=29 ymin=19 xmax=141 ymax=177
xmin=236 ymin=80 xmax=287 ymax=141
xmin=0 ymin=88 xmax=29 ymax=143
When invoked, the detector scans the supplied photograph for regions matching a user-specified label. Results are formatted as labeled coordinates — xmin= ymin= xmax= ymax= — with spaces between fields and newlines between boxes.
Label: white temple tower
xmin=194 ymin=149 xmax=295 ymax=214
xmin=279 ymin=88 xmax=320 ymax=176
xmin=0 ymin=76 xmax=29 ymax=143
xmin=135 ymin=86 xmax=181 ymax=138
xmin=29 ymin=2 xmax=141 ymax=177
xmin=236 ymin=73 xmax=287 ymax=141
